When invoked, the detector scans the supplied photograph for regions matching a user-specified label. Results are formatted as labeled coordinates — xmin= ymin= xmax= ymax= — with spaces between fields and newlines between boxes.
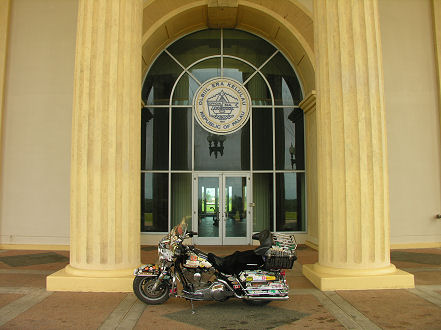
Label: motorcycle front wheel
xmin=133 ymin=276 xmax=170 ymax=305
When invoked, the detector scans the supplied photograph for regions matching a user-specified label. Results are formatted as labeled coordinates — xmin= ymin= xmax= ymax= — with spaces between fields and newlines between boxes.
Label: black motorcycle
xmin=133 ymin=221 xmax=297 ymax=306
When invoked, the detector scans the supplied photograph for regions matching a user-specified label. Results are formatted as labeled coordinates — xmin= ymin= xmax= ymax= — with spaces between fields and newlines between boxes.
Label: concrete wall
xmin=379 ymin=0 xmax=441 ymax=245
xmin=0 ymin=0 xmax=77 ymax=245
xmin=0 ymin=0 xmax=439 ymax=247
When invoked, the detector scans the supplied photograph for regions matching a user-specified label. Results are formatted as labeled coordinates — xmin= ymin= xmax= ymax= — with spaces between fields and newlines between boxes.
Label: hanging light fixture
xmin=289 ymin=142 xmax=296 ymax=169
xmin=207 ymin=134 xmax=226 ymax=158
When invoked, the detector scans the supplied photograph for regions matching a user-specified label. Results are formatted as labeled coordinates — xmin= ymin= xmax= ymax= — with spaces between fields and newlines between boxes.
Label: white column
xmin=302 ymin=0 xmax=414 ymax=290
xmin=47 ymin=0 xmax=142 ymax=292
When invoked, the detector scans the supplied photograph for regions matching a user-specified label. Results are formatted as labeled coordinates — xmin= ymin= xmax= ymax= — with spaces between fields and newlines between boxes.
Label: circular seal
xmin=193 ymin=77 xmax=251 ymax=135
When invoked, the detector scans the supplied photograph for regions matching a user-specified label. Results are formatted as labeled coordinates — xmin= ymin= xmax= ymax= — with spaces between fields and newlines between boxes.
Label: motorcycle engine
xmin=182 ymin=249 xmax=215 ymax=290
xmin=182 ymin=267 xmax=215 ymax=290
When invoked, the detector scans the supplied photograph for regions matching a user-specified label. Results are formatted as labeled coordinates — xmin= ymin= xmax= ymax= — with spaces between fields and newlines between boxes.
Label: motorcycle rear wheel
xmin=133 ymin=276 xmax=170 ymax=305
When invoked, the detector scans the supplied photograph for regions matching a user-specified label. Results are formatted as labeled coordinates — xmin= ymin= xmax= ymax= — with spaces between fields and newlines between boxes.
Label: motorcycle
xmin=133 ymin=220 xmax=297 ymax=306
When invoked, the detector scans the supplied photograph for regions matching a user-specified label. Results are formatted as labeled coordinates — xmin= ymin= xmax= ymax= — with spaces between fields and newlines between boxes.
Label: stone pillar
xmin=302 ymin=0 xmax=414 ymax=290
xmin=47 ymin=0 xmax=142 ymax=292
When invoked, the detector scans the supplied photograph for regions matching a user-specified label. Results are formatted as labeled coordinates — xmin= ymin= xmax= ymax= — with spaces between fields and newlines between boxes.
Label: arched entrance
xmin=140 ymin=0 xmax=318 ymax=246
xmin=141 ymin=0 xmax=315 ymax=92
xmin=141 ymin=28 xmax=306 ymax=245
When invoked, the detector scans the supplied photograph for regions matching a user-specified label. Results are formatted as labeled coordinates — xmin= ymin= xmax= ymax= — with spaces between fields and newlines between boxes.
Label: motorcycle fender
xmin=133 ymin=264 xmax=160 ymax=276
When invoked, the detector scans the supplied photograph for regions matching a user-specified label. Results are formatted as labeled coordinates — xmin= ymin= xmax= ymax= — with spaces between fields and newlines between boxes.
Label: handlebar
xmin=187 ymin=231 xmax=198 ymax=238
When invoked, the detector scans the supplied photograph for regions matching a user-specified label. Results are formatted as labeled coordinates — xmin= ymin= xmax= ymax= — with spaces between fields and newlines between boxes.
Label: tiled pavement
xmin=0 ymin=246 xmax=440 ymax=329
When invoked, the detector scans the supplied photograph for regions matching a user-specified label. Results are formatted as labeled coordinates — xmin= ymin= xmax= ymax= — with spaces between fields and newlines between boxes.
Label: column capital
xmin=299 ymin=90 xmax=316 ymax=113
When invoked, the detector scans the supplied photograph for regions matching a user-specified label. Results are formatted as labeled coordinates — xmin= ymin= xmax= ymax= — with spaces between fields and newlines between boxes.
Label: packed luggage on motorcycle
xmin=133 ymin=219 xmax=297 ymax=306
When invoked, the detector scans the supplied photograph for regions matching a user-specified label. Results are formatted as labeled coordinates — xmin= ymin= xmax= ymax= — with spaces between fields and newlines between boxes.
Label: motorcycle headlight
xmin=159 ymin=248 xmax=173 ymax=262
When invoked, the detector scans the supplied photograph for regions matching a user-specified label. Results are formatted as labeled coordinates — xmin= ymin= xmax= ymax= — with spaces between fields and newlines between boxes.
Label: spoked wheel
xmin=243 ymin=299 xmax=271 ymax=306
xmin=133 ymin=276 xmax=170 ymax=305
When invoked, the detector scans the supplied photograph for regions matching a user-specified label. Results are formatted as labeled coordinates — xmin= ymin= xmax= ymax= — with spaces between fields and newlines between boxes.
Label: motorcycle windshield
xmin=173 ymin=219 xmax=188 ymax=239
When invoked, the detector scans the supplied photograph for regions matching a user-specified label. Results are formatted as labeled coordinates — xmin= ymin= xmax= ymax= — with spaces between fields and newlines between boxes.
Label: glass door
xmin=222 ymin=175 xmax=250 ymax=245
xmin=194 ymin=173 xmax=250 ymax=245
xmin=195 ymin=175 xmax=222 ymax=245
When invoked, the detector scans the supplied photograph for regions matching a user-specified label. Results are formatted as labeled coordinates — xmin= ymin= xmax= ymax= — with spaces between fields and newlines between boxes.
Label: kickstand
xmin=191 ymin=300 xmax=196 ymax=315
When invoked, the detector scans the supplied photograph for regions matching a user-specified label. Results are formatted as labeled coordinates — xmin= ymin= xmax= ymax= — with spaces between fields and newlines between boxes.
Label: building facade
xmin=0 ymin=0 xmax=440 ymax=291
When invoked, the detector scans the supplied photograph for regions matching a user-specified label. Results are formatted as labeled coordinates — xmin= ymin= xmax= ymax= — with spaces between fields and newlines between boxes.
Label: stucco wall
xmin=379 ymin=0 xmax=441 ymax=245
xmin=0 ymin=0 xmax=77 ymax=245
xmin=0 ymin=0 xmax=439 ymax=247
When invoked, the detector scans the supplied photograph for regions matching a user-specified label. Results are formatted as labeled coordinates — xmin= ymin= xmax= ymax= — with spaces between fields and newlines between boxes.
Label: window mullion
xmin=165 ymin=49 xmax=202 ymax=86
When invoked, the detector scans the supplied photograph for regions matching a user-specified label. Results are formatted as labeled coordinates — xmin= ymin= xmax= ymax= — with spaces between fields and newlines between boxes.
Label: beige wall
xmin=379 ymin=0 xmax=441 ymax=245
xmin=0 ymin=0 xmax=77 ymax=245
xmin=1 ymin=0 xmax=440 ymax=247
xmin=0 ymin=0 xmax=10 ymax=164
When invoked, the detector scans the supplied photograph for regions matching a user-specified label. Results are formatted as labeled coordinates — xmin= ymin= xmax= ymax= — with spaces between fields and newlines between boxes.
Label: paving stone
xmin=0 ymin=293 xmax=24 ymax=309
xmin=0 ymin=292 xmax=126 ymax=329
xmin=0 ymin=247 xmax=440 ymax=329
xmin=391 ymin=251 xmax=441 ymax=265
xmin=272 ymin=295 xmax=344 ymax=329
xmin=135 ymin=298 xmax=205 ymax=330
xmin=0 ymin=252 xmax=68 ymax=267
xmin=0 ymin=274 xmax=46 ymax=288
xmin=413 ymin=271 xmax=441 ymax=285
xmin=286 ymin=275 xmax=315 ymax=289
xmin=164 ymin=299 xmax=309 ymax=329
xmin=337 ymin=289 xmax=441 ymax=329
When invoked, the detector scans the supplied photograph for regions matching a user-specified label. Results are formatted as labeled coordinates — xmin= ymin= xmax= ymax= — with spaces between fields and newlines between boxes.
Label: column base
xmin=302 ymin=263 xmax=415 ymax=291
xmin=46 ymin=266 xmax=135 ymax=292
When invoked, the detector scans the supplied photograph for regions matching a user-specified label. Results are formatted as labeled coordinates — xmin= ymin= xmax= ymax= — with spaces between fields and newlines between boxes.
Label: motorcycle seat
xmin=207 ymin=250 xmax=263 ymax=275
xmin=206 ymin=230 xmax=272 ymax=274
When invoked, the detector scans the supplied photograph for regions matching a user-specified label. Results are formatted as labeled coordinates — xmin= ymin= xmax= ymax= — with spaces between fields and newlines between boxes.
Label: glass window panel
xmin=223 ymin=57 xmax=254 ymax=83
xmin=276 ymin=173 xmax=305 ymax=232
xmin=142 ymin=52 xmax=183 ymax=105
xmin=172 ymin=73 xmax=191 ymax=105
xmin=141 ymin=108 xmax=169 ymax=171
xmin=171 ymin=174 xmax=192 ymax=230
xmin=261 ymin=53 xmax=302 ymax=105
xmin=171 ymin=108 xmax=192 ymax=170
xmin=194 ymin=122 xmax=250 ymax=171
xmin=172 ymin=73 xmax=201 ymax=106
xmin=189 ymin=57 xmax=221 ymax=84
xmin=167 ymin=29 xmax=221 ymax=67
xmin=275 ymin=108 xmax=305 ymax=170
xmin=141 ymin=173 xmax=168 ymax=232
xmin=245 ymin=74 xmax=272 ymax=106
xmin=252 ymin=108 xmax=273 ymax=170
xmin=223 ymin=29 xmax=276 ymax=67
xmin=253 ymin=173 xmax=274 ymax=232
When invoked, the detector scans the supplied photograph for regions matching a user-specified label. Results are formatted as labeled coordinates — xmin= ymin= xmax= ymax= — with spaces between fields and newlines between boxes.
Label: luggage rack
xmin=264 ymin=233 xmax=298 ymax=270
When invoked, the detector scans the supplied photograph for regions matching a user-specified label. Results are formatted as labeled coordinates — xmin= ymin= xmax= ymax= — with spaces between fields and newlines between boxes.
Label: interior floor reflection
xmin=198 ymin=216 xmax=246 ymax=238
